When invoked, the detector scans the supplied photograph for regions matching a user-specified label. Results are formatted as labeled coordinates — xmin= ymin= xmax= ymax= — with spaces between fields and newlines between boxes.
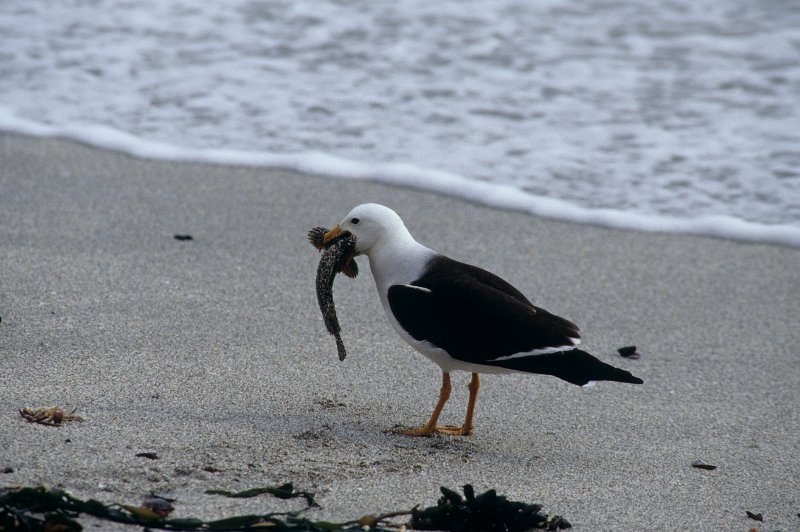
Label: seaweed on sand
xmin=411 ymin=485 xmax=571 ymax=531
xmin=0 ymin=483 xmax=324 ymax=531
xmin=0 ymin=483 xmax=570 ymax=531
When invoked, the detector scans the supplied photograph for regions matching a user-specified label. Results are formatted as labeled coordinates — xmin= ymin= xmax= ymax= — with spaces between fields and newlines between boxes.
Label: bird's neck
xmin=366 ymin=235 xmax=435 ymax=294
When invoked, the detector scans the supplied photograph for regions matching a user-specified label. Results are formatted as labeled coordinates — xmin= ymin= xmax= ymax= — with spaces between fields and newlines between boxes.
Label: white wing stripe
xmin=490 ymin=337 xmax=581 ymax=361
xmin=400 ymin=284 xmax=432 ymax=293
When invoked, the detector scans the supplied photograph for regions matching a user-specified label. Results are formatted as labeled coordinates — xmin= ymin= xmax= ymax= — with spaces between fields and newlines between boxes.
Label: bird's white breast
xmin=364 ymin=241 xmax=516 ymax=374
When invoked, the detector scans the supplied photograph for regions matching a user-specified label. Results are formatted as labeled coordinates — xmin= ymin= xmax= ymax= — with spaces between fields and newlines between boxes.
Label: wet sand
xmin=1 ymin=133 xmax=798 ymax=530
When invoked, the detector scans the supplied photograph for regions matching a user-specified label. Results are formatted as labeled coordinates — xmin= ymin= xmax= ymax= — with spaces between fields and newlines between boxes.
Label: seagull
xmin=322 ymin=203 xmax=643 ymax=436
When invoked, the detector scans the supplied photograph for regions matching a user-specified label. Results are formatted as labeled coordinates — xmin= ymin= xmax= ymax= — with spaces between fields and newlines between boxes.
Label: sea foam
xmin=3 ymin=106 xmax=798 ymax=249
xmin=2 ymin=0 xmax=798 ymax=247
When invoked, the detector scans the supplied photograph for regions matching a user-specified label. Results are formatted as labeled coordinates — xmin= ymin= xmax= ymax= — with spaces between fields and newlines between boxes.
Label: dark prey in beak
xmin=308 ymin=227 xmax=358 ymax=361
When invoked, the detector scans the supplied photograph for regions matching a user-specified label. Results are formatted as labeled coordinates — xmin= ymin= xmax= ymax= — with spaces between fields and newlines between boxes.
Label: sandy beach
xmin=1 ymin=132 xmax=798 ymax=530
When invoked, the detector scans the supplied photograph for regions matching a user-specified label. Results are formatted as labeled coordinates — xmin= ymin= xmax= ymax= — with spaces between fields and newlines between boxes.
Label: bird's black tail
xmin=487 ymin=349 xmax=643 ymax=386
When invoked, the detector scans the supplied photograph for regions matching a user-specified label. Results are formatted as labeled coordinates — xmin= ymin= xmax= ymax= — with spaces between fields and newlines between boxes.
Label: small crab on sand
xmin=19 ymin=406 xmax=84 ymax=426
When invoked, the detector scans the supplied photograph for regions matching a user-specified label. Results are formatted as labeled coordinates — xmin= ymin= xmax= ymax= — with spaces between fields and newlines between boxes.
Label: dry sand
xmin=1 ymin=132 xmax=798 ymax=530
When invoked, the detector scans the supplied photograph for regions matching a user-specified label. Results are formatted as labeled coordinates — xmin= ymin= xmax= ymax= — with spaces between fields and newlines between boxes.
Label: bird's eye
xmin=350 ymin=217 xmax=360 ymax=225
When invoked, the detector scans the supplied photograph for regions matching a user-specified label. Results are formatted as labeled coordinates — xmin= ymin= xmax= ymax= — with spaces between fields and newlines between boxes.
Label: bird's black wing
xmin=387 ymin=255 xmax=580 ymax=365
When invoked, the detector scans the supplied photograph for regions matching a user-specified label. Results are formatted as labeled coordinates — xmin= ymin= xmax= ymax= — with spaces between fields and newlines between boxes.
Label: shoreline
xmin=1 ymin=112 xmax=799 ymax=249
xmin=1 ymin=132 xmax=798 ymax=530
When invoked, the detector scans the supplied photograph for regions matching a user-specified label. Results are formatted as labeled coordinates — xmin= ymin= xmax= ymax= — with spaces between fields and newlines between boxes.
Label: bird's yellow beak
xmin=323 ymin=225 xmax=343 ymax=244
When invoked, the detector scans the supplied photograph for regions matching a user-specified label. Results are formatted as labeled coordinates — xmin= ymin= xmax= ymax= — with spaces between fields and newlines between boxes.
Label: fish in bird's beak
xmin=323 ymin=225 xmax=344 ymax=244
xmin=308 ymin=224 xmax=359 ymax=278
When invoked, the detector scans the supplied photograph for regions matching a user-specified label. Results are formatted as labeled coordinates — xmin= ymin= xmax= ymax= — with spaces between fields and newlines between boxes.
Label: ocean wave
xmin=3 ymin=107 xmax=798 ymax=249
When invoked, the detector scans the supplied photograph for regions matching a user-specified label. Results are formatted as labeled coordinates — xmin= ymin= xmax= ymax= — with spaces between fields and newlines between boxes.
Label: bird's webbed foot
xmin=436 ymin=424 xmax=472 ymax=436
xmin=391 ymin=424 xmax=472 ymax=437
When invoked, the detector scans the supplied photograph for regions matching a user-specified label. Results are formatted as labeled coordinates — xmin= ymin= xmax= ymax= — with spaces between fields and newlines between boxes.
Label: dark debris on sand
xmin=0 ymin=483 xmax=570 ymax=531
xmin=411 ymin=484 xmax=571 ymax=531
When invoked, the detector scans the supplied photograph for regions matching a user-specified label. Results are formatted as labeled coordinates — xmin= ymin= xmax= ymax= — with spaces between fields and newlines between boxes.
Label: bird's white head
xmin=323 ymin=203 xmax=412 ymax=256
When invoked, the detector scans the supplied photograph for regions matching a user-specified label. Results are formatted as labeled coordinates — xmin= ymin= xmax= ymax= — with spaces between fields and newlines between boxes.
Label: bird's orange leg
xmin=463 ymin=372 xmax=480 ymax=434
xmin=398 ymin=372 xmax=452 ymax=436
xmin=439 ymin=372 xmax=480 ymax=436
